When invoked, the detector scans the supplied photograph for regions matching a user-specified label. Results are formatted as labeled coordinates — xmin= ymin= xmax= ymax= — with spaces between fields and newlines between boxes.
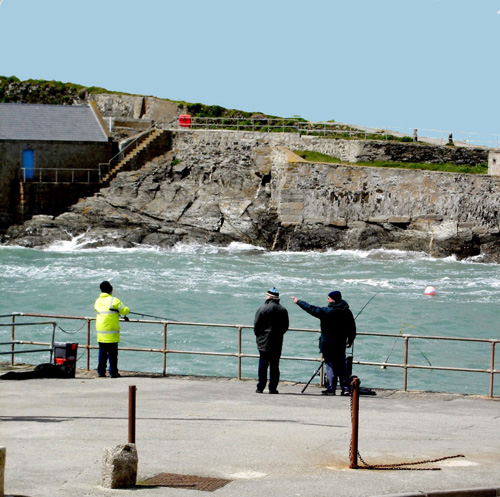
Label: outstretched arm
xmin=291 ymin=297 xmax=327 ymax=319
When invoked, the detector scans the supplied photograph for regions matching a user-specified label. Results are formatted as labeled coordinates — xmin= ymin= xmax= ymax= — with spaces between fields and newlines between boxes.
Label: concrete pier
xmin=0 ymin=373 xmax=499 ymax=497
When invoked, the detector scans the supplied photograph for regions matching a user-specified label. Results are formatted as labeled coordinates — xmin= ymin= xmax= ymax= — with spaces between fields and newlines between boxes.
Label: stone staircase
xmin=100 ymin=128 xmax=171 ymax=184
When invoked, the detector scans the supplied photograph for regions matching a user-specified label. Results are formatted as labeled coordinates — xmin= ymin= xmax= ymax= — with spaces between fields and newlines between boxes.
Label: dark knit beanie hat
xmin=328 ymin=290 xmax=342 ymax=301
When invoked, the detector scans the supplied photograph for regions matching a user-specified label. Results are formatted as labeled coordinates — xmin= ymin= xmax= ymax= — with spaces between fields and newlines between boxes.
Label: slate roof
xmin=0 ymin=103 xmax=109 ymax=142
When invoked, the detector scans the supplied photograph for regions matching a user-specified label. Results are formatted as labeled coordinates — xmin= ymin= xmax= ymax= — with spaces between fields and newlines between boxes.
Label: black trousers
xmin=97 ymin=342 xmax=119 ymax=377
xmin=257 ymin=350 xmax=280 ymax=392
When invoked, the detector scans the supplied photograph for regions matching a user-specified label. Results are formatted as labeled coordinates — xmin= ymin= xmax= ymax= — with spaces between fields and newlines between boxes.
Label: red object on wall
xmin=178 ymin=114 xmax=192 ymax=128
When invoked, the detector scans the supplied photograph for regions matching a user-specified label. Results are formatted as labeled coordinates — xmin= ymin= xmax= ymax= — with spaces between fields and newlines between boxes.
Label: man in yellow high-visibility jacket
xmin=94 ymin=281 xmax=130 ymax=378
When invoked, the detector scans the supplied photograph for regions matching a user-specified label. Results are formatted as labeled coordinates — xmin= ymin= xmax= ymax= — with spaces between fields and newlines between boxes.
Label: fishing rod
xmin=128 ymin=311 xmax=178 ymax=322
xmin=349 ymin=291 xmax=380 ymax=358
xmin=354 ymin=291 xmax=380 ymax=320
xmin=301 ymin=291 xmax=379 ymax=394
xmin=381 ymin=322 xmax=432 ymax=369
xmin=301 ymin=361 xmax=325 ymax=394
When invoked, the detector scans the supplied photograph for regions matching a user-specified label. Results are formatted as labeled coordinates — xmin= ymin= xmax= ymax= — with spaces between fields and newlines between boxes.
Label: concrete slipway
xmin=1 ymin=372 xmax=499 ymax=497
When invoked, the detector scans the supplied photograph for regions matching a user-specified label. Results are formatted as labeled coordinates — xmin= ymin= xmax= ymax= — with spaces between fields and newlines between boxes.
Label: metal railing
xmin=1 ymin=312 xmax=498 ymax=397
xmin=0 ymin=314 xmax=56 ymax=363
xmin=181 ymin=117 xmax=499 ymax=149
xmin=21 ymin=167 xmax=100 ymax=183
xmin=98 ymin=123 xmax=157 ymax=181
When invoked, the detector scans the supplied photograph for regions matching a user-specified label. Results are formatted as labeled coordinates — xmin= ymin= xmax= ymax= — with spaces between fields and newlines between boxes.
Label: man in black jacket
xmin=291 ymin=290 xmax=355 ymax=396
xmin=254 ymin=287 xmax=289 ymax=394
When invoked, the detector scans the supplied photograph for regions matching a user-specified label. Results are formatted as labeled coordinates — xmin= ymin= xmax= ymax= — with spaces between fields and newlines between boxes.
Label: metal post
xmin=162 ymin=323 xmax=167 ymax=377
xmin=403 ymin=336 xmax=409 ymax=391
xmin=489 ymin=341 xmax=496 ymax=398
xmin=86 ymin=319 xmax=91 ymax=371
xmin=10 ymin=314 xmax=15 ymax=366
xmin=128 ymin=385 xmax=137 ymax=444
xmin=237 ymin=326 xmax=242 ymax=380
xmin=49 ymin=324 xmax=55 ymax=363
xmin=350 ymin=377 xmax=360 ymax=469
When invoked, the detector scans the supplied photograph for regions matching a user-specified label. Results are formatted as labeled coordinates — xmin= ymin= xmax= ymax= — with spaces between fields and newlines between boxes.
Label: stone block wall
xmin=274 ymin=159 xmax=500 ymax=230
xmin=172 ymin=129 xmax=488 ymax=166
xmin=488 ymin=150 xmax=500 ymax=175
xmin=92 ymin=94 xmax=179 ymax=126
xmin=168 ymin=130 xmax=498 ymax=231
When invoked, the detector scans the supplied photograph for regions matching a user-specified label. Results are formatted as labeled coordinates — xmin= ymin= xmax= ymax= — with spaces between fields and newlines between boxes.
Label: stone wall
xmin=168 ymin=131 xmax=499 ymax=258
xmin=3 ymin=129 xmax=500 ymax=261
xmin=273 ymin=152 xmax=500 ymax=229
xmin=91 ymin=94 xmax=179 ymax=127
xmin=233 ymin=131 xmax=487 ymax=165
xmin=488 ymin=150 xmax=500 ymax=175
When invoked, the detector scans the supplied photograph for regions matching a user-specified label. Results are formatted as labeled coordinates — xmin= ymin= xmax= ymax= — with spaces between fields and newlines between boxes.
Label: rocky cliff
xmin=3 ymin=130 xmax=500 ymax=262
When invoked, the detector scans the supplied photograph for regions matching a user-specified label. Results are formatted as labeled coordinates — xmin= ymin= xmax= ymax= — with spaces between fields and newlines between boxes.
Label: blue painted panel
xmin=22 ymin=150 xmax=34 ymax=180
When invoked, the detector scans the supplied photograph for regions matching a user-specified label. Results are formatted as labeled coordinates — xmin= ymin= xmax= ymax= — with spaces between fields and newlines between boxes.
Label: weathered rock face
xmin=3 ymin=130 xmax=500 ymax=262
xmin=3 ymin=132 xmax=280 ymax=249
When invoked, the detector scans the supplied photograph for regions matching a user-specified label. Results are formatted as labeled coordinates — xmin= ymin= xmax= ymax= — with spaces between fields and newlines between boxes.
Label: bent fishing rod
xmin=128 ymin=311 xmax=178 ymax=322
xmin=301 ymin=291 xmax=380 ymax=394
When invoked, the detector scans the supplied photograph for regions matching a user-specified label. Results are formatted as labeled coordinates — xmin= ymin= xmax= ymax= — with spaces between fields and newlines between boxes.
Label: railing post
xmin=86 ymin=319 xmax=91 ymax=371
xmin=490 ymin=341 xmax=496 ymax=398
xmin=10 ymin=314 xmax=15 ymax=366
xmin=403 ymin=336 xmax=409 ymax=391
xmin=237 ymin=326 xmax=242 ymax=380
xmin=50 ymin=324 xmax=56 ymax=363
xmin=163 ymin=323 xmax=168 ymax=377
xmin=350 ymin=377 xmax=360 ymax=469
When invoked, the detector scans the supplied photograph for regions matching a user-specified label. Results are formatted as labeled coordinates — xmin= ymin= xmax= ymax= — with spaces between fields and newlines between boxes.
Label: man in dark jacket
xmin=254 ymin=287 xmax=289 ymax=394
xmin=291 ymin=290 xmax=355 ymax=396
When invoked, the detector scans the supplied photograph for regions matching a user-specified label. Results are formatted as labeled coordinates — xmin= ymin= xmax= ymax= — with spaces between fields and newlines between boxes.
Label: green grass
xmin=293 ymin=150 xmax=488 ymax=174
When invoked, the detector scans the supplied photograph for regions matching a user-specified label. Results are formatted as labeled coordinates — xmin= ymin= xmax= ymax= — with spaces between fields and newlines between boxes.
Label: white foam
xmin=167 ymin=241 xmax=265 ymax=254
xmin=44 ymin=231 xmax=93 ymax=252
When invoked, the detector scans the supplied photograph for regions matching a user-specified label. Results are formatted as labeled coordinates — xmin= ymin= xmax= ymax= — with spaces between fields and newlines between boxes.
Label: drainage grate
xmin=139 ymin=473 xmax=232 ymax=492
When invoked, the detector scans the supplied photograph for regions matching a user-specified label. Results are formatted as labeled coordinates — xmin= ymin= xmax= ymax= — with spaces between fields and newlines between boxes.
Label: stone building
xmin=0 ymin=102 xmax=113 ymax=229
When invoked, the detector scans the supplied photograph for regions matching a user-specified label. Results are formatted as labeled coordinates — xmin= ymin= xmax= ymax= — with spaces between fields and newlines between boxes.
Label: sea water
xmin=1 ymin=239 xmax=499 ymax=396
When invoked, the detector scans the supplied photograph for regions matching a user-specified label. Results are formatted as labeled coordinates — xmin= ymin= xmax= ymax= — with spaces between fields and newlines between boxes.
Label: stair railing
xmin=98 ymin=122 xmax=158 ymax=183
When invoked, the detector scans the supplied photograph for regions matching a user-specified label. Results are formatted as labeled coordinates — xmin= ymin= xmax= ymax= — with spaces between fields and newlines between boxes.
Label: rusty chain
xmin=349 ymin=381 xmax=465 ymax=470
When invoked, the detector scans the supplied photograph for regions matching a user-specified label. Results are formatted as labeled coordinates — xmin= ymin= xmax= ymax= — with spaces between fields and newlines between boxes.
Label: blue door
xmin=22 ymin=150 xmax=34 ymax=180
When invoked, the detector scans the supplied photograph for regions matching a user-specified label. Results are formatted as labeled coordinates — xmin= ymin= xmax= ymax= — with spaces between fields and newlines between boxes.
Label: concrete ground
xmin=1 ymin=370 xmax=499 ymax=497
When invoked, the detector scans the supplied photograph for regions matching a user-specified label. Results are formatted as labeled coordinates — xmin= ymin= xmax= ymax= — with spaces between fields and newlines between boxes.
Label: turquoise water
xmin=1 ymin=239 xmax=499 ymax=396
